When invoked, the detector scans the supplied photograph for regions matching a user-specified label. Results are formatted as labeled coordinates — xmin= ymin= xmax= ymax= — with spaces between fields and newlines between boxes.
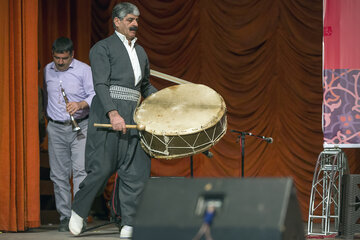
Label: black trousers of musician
xmin=72 ymin=96 xmax=151 ymax=226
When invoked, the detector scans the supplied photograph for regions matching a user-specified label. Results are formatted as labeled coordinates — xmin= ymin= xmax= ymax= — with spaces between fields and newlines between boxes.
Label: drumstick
xmin=94 ymin=123 xmax=145 ymax=131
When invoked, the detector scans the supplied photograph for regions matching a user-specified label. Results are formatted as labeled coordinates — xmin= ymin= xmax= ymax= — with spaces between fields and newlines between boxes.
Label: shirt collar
xmin=50 ymin=59 xmax=75 ymax=72
xmin=115 ymin=30 xmax=137 ymax=48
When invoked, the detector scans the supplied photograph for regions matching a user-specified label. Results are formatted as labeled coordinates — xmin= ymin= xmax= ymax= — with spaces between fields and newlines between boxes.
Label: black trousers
xmin=72 ymin=96 xmax=151 ymax=225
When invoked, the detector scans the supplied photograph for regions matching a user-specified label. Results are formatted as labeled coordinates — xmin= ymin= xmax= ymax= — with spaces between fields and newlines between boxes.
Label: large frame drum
xmin=134 ymin=84 xmax=227 ymax=159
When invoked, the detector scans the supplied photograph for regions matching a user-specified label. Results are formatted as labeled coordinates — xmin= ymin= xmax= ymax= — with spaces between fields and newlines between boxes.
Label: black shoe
xmin=58 ymin=218 xmax=70 ymax=232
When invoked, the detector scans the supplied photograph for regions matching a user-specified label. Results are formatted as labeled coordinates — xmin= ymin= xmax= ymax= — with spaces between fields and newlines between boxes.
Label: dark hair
xmin=112 ymin=2 xmax=140 ymax=28
xmin=52 ymin=37 xmax=73 ymax=54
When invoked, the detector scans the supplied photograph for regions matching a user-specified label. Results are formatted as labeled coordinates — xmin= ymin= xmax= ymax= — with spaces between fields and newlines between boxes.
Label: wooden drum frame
xmin=134 ymin=83 xmax=227 ymax=159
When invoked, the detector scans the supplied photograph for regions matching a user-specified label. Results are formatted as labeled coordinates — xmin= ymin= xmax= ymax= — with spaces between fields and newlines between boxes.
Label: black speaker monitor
xmin=339 ymin=174 xmax=360 ymax=238
xmin=134 ymin=178 xmax=304 ymax=240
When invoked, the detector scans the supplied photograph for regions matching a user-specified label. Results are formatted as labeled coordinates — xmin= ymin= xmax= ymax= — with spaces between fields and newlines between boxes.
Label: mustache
xmin=129 ymin=26 xmax=138 ymax=31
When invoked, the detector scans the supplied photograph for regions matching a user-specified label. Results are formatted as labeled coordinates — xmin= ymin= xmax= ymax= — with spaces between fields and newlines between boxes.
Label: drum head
xmin=134 ymin=84 xmax=226 ymax=136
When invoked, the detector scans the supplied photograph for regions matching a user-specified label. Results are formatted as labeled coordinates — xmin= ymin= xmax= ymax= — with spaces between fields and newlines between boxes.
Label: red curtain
xmin=39 ymin=0 xmax=92 ymax=79
xmin=89 ymin=0 xmax=360 ymax=220
xmin=2 ymin=0 xmax=360 ymax=231
xmin=0 ymin=0 xmax=40 ymax=231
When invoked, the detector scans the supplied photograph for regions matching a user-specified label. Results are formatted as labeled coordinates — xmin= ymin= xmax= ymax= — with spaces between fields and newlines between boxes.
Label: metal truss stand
xmin=307 ymin=148 xmax=349 ymax=236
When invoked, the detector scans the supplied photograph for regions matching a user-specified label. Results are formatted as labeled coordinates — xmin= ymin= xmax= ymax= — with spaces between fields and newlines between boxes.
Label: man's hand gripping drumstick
xmin=95 ymin=110 xmax=145 ymax=133
xmin=94 ymin=123 xmax=145 ymax=131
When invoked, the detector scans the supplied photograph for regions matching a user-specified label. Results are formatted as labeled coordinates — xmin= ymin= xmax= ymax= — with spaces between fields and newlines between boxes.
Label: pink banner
xmin=323 ymin=0 xmax=360 ymax=147
xmin=324 ymin=0 xmax=360 ymax=69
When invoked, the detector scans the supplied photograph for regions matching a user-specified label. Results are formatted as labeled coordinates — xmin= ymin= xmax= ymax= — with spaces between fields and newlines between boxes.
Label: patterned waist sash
xmin=109 ymin=85 xmax=141 ymax=102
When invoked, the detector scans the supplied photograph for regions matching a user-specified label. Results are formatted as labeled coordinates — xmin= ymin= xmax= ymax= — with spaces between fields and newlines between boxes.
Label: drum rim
xmin=140 ymin=115 xmax=227 ymax=159
xmin=134 ymin=83 xmax=227 ymax=135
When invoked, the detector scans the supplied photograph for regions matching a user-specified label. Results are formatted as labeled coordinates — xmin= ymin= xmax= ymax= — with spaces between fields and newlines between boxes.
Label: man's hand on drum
xmin=108 ymin=110 xmax=127 ymax=133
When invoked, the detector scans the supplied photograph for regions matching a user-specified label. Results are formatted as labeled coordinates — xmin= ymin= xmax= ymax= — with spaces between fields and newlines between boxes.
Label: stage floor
xmin=0 ymin=221 xmax=343 ymax=240
xmin=0 ymin=219 xmax=120 ymax=240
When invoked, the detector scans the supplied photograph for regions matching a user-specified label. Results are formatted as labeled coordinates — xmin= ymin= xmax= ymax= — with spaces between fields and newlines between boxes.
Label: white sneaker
xmin=120 ymin=225 xmax=133 ymax=239
xmin=69 ymin=210 xmax=84 ymax=236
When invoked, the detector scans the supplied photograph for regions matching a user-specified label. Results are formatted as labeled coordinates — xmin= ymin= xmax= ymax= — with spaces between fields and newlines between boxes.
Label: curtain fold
xmin=85 ymin=0 xmax=360 ymax=220
xmin=129 ymin=0 xmax=359 ymax=219
xmin=39 ymin=0 xmax=92 ymax=72
xmin=1 ymin=0 xmax=357 ymax=229
xmin=0 ymin=0 xmax=40 ymax=231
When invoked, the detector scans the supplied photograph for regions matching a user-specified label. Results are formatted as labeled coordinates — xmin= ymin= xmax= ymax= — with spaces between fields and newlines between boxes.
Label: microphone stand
xmin=232 ymin=130 xmax=272 ymax=178
xmin=190 ymin=155 xmax=194 ymax=178
xmin=190 ymin=151 xmax=213 ymax=178
xmin=239 ymin=133 xmax=245 ymax=178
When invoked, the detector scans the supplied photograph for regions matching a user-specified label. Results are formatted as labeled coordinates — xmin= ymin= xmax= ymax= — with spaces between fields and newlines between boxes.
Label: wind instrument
xmin=61 ymin=88 xmax=81 ymax=132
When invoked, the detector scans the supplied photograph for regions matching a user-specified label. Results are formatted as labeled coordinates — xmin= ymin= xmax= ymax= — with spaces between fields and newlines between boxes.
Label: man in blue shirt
xmin=43 ymin=37 xmax=95 ymax=232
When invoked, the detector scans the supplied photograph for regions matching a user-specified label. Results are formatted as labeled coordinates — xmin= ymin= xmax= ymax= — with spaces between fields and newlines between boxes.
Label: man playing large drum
xmin=69 ymin=2 xmax=157 ymax=239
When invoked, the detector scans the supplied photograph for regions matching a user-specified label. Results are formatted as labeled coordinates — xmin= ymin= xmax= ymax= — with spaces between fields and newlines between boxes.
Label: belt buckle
xmin=64 ymin=121 xmax=72 ymax=126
